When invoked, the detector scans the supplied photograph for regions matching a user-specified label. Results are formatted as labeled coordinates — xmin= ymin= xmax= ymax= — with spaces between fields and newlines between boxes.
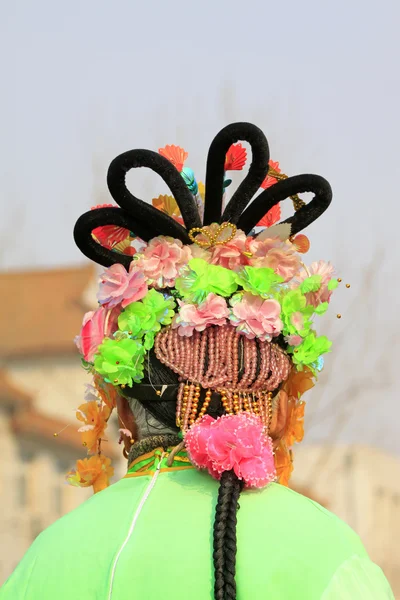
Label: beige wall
xmin=6 ymin=356 xmax=89 ymax=424
xmin=1 ymin=352 xmax=90 ymax=577
xmin=291 ymin=444 xmax=400 ymax=596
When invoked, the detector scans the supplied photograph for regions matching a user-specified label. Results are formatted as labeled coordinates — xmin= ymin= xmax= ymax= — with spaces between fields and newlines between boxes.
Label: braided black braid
xmin=213 ymin=470 xmax=243 ymax=600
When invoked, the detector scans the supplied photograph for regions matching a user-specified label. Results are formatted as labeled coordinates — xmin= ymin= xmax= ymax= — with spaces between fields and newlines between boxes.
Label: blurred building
xmin=291 ymin=444 xmax=400 ymax=596
xmin=1 ymin=265 xmax=399 ymax=596
xmin=0 ymin=265 xmax=118 ymax=584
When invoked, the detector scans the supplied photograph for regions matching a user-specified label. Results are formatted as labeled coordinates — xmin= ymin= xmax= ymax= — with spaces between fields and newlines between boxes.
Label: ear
xmin=270 ymin=390 xmax=288 ymax=441
xmin=115 ymin=394 xmax=138 ymax=455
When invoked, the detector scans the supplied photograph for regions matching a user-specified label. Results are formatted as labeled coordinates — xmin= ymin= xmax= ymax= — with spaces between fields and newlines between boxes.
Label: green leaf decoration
xmin=300 ymin=275 xmax=322 ymax=294
xmin=314 ymin=302 xmax=329 ymax=315
xmin=328 ymin=278 xmax=339 ymax=291
xmin=291 ymin=332 xmax=332 ymax=366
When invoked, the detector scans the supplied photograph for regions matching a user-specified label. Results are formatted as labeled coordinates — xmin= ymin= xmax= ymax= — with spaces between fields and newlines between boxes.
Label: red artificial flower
xmin=90 ymin=203 xmax=114 ymax=210
xmin=152 ymin=195 xmax=184 ymax=225
xmin=158 ymin=145 xmax=188 ymax=172
xmin=92 ymin=225 xmax=131 ymax=250
xmin=224 ymin=143 xmax=247 ymax=171
xmin=257 ymin=203 xmax=281 ymax=228
xmin=291 ymin=234 xmax=310 ymax=254
xmin=113 ymin=238 xmax=137 ymax=257
xmin=261 ymin=160 xmax=281 ymax=190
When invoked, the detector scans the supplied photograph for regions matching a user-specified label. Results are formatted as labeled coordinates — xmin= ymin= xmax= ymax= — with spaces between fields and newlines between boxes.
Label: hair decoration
xmin=71 ymin=122 xmax=336 ymax=497
xmin=185 ymin=412 xmax=276 ymax=489
xmin=74 ymin=122 xmax=332 ymax=269
xmin=188 ymin=222 xmax=237 ymax=248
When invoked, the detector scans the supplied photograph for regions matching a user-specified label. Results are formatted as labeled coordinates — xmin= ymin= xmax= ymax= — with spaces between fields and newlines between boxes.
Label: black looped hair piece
xmin=74 ymin=207 xmax=153 ymax=268
xmin=107 ymin=149 xmax=201 ymax=232
xmin=203 ymin=122 xmax=270 ymax=226
xmin=238 ymin=174 xmax=333 ymax=235
xmin=74 ymin=122 xmax=333 ymax=268
xmin=73 ymin=149 xmax=201 ymax=267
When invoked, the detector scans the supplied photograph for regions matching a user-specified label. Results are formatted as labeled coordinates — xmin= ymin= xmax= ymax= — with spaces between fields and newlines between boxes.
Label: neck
xmin=127 ymin=433 xmax=181 ymax=465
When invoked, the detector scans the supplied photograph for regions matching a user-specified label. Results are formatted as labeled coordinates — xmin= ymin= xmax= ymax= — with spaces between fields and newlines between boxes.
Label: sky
xmin=2 ymin=0 xmax=400 ymax=455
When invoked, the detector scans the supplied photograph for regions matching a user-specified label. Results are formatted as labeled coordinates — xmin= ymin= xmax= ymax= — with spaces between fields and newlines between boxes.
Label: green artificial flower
xmin=236 ymin=266 xmax=283 ymax=297
xmin=175 ymin=258 xmax=237 ymax=302
xmin=118 ymin=304 xmax=147 ymax=337
xmin=118 ymin=290 xmax=175 ymax=337
xmin=281 ymin=289 xmax=307 ymax=316
xmin=300 ymin=275 xmax=322 ymax=294
xmin=142 ymin=289 xmax=176 ymax=328
xmin=143 ymin=331 xmax=155 ymax=351
xmin=280 ymin=290 xmax=309 ymax=335
xmin=291 ymin=332 xmax=332 ymax=366
xmin=94 ymin=338 xmax=146 ymax=386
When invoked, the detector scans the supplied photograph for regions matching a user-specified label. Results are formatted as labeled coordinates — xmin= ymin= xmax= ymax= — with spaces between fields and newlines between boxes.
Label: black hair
xmin=74 ymin=122 xmax=333 ymax=600
xmin=213 ymin=470 xmax=243 ymax=600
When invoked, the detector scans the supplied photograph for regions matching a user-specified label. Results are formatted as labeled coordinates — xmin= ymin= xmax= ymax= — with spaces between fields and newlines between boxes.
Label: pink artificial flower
xmin=230 ymin=293 xmax=283 ymax=341
xmin=75 ymin=306 xmax=120 ymax=362
xmin=184 ymin=414 xmax=216 ymax=472
xmin=173 ymin=294 xmax=230 ymax=336
xmin=210 ymin=230 xmax=251 ymax=271
xmin=97 ymin=263 xmax=148 ymax=308
xmin=247 ymin=236 xmax=282 ymax=255
xmin=295 ymin=261 xmax=335 ymax=307
xmin=250 ymin=238 xmax=301 ymax=282
xmin=186 ymin=413 xmax=276 ymax=489
xmin=190 ymin=244 xmax=212 ymax=263
xmin=285 ymin=334 xmax=303 ymax=347
xmin=138 ymin=236 xmax=192 ymax=287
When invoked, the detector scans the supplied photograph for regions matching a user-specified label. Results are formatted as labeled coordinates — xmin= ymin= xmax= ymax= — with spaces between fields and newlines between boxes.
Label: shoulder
xmin=0 ymin=476 xmax=150 ymax=598
xmin=241 ymin=482 xmax=366 ymax=555
xmin=321 ymin=555 xmax=395 ymax=599
xmin=236 ymin=483 xmax=370 ymax=599
xmin=36 ymin=475 xmax=150 ymax=546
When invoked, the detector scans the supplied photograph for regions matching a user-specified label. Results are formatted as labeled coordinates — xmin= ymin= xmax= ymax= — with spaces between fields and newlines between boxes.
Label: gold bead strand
xmin=176 ymin=382 xmax=185 ymax=428
xmin=266 ymin=391 xmax=273 ymax=435
xmin=198 ymin=388 xmax=212 ymax=421
xmin=183 ymin=383 xmax=195 ymax=432
xmin=257 ymin=392 xmax=266 ymax=425
xmin=220 ymin=389 xmax=230 ymax=414
xmin=232 ymin=392 xmax=240 ymax=414
xmin=243 ymin=392 xmax=251 ymax=413
xmin=252 ymin=392 xmax=260 ymax=417
xmin=189 ymin=384 xmax=201 ymax=426
xmin=180 ymin=383 xmax=190 ymax=432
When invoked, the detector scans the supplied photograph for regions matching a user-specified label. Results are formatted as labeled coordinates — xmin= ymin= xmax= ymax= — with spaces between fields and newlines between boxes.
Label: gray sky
xmin=2 ymin=0 xmax=400 ymax=454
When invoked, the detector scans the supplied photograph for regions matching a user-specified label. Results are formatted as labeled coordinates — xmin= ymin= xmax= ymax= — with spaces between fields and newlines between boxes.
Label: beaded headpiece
xmin=69 ymin=122 xmax=337 ymax=492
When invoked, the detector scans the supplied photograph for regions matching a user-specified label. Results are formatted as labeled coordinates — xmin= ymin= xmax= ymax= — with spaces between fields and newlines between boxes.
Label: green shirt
xmin=0 ymin=449 xmax=394 ymax=599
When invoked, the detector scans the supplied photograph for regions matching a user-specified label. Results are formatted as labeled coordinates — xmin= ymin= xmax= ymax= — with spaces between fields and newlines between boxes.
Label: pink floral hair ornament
xmin=185 ymin=413 xmax=276 ymax=489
